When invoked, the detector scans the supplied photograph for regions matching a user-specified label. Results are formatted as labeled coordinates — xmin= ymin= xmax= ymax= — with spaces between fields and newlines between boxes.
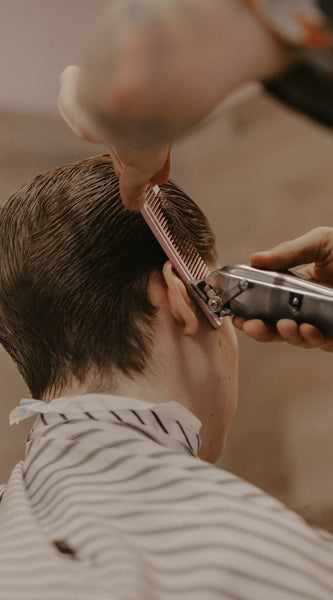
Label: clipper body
xmin=191 ymin=264 xmax=333 ymax=332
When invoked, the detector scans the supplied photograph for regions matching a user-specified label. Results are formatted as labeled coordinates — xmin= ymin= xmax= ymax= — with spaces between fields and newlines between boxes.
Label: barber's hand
xmin=58 ymin=65 xmax=171 ymax=210
xmin=106 ymin=144 xmax=171 ymax=211
xmin=233 ymin=227 xmax=333 ymax=351
xmin=58 ymin=2 xmax=289 ymax=209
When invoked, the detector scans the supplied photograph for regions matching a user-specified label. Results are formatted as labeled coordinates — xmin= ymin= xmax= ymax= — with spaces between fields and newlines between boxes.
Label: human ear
xmin=162 ymin=261 xmax=198 ymax=335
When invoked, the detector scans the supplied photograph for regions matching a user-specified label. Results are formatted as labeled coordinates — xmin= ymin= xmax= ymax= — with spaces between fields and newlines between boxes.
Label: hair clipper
xmin=190 ymin=264 xmax=333 ymax=332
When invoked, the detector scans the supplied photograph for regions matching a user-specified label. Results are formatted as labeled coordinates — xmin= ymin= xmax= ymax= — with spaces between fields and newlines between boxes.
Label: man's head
xmin=0 ymin=155 xmax=217 ymax=398
xmin=0 ymin=155 xmax=238 ymax=460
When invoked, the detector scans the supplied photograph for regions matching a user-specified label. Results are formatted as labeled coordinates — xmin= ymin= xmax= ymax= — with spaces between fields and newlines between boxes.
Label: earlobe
xmin=162 ymin=261 xmax=198 ymax=335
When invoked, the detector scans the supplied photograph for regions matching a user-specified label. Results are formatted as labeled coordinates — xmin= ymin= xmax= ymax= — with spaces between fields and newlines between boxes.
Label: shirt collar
xmin=10 ymin=394 xmax=202 ymax=457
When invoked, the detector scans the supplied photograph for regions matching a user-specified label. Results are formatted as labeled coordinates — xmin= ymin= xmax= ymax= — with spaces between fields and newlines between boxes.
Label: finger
xmin=250 ymin=227 xmax=333 ymax=275
xmin=298 ymin=322 xmax=333 ymax=352
xmin=275 ymin=319 xmax=313 ymax=348
xmin=116 ymin=146 xmax=171 ymax=210
xmin=58 ymin=66 xmax=81 ymax=133
xmin=149 ymin=146 xmax=172 ymax=187
xmin=58 ymin=65 xmax=104 ymax=143
xmin=276 ymin=319 xmax=304 ymax=344
xmin=242 ymin=319 xmax=278 ymax=342
xmin=298 ymin=323 xmax=326 ymax=347
xmin=108 ymin=145 xmax=125 ymax=178
xmin=108 ymin=144 xmax=154 ymax=208
xmin=233 ymin=317 xmax=279 ymax=343
xmin=232 ymin=315 xmax=246 ymax=331
xmin=119 ymin=167 xmax=147 ymax=211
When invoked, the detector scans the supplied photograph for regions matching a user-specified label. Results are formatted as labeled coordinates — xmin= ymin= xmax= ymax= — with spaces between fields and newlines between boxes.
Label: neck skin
xmin=43 ymin=267 xmax=238 ymax=463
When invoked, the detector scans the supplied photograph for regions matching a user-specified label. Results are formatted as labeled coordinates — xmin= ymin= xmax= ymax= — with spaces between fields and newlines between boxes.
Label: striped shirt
xmin=0 ymin=393 xmax=332 ymax=599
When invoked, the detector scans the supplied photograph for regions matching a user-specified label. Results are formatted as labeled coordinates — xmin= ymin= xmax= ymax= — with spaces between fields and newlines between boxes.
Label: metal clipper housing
xmin=191 ymin=264 xmax=333 ymax=332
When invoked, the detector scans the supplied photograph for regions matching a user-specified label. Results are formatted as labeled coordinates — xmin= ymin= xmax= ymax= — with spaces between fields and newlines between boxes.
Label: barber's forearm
xmin=76 ymin=0 xmax=291 ymax=150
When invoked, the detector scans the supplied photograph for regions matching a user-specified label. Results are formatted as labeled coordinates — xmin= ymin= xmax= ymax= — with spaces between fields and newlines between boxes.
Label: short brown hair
xmin=0 ymin=155 xmax=215 ymax=398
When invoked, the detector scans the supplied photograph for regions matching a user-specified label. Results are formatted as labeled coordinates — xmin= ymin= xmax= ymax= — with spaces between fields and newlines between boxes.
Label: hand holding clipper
xmin=233 ymin=228 xmax=333 ymax=351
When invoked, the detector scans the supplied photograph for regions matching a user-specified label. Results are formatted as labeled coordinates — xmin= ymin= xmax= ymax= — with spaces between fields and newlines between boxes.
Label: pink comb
xmin=108 ymin=146 xmax=221 ymax=328
xmin=142 ymin=184 xmax=210 ymax=282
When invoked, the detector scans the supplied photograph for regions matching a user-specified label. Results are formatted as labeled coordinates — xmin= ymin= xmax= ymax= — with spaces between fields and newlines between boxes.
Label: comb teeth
xmin=141 ymin=185 xmax=210 ymax=284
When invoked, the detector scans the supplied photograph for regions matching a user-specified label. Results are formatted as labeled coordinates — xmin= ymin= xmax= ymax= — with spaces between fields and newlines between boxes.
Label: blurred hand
xmin=58 ymin=1 xmax=289 ymax=209
xmin=233 ymin=227 xmax=333 ymax=352
xmin=58 ymin=65 xmax=171 ymax=210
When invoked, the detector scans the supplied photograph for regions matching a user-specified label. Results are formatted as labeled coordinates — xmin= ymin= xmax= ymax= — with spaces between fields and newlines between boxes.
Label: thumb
xmin=58 ymin=65 xmax=105 ymax=143
xmin=251 ymin=228 xmax=333 ymax=278
xmin=149 ymin=146 xmax=171 ymax=187
xmin=116 ymin=146 xmax=172 ymax=211
xmin=119 ymin=167 xmax=148 ymax=211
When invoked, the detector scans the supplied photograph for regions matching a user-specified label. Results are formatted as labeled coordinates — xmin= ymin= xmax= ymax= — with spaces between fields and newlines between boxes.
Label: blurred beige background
xmin=0 ymin=2 xmax=332 ymax=532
